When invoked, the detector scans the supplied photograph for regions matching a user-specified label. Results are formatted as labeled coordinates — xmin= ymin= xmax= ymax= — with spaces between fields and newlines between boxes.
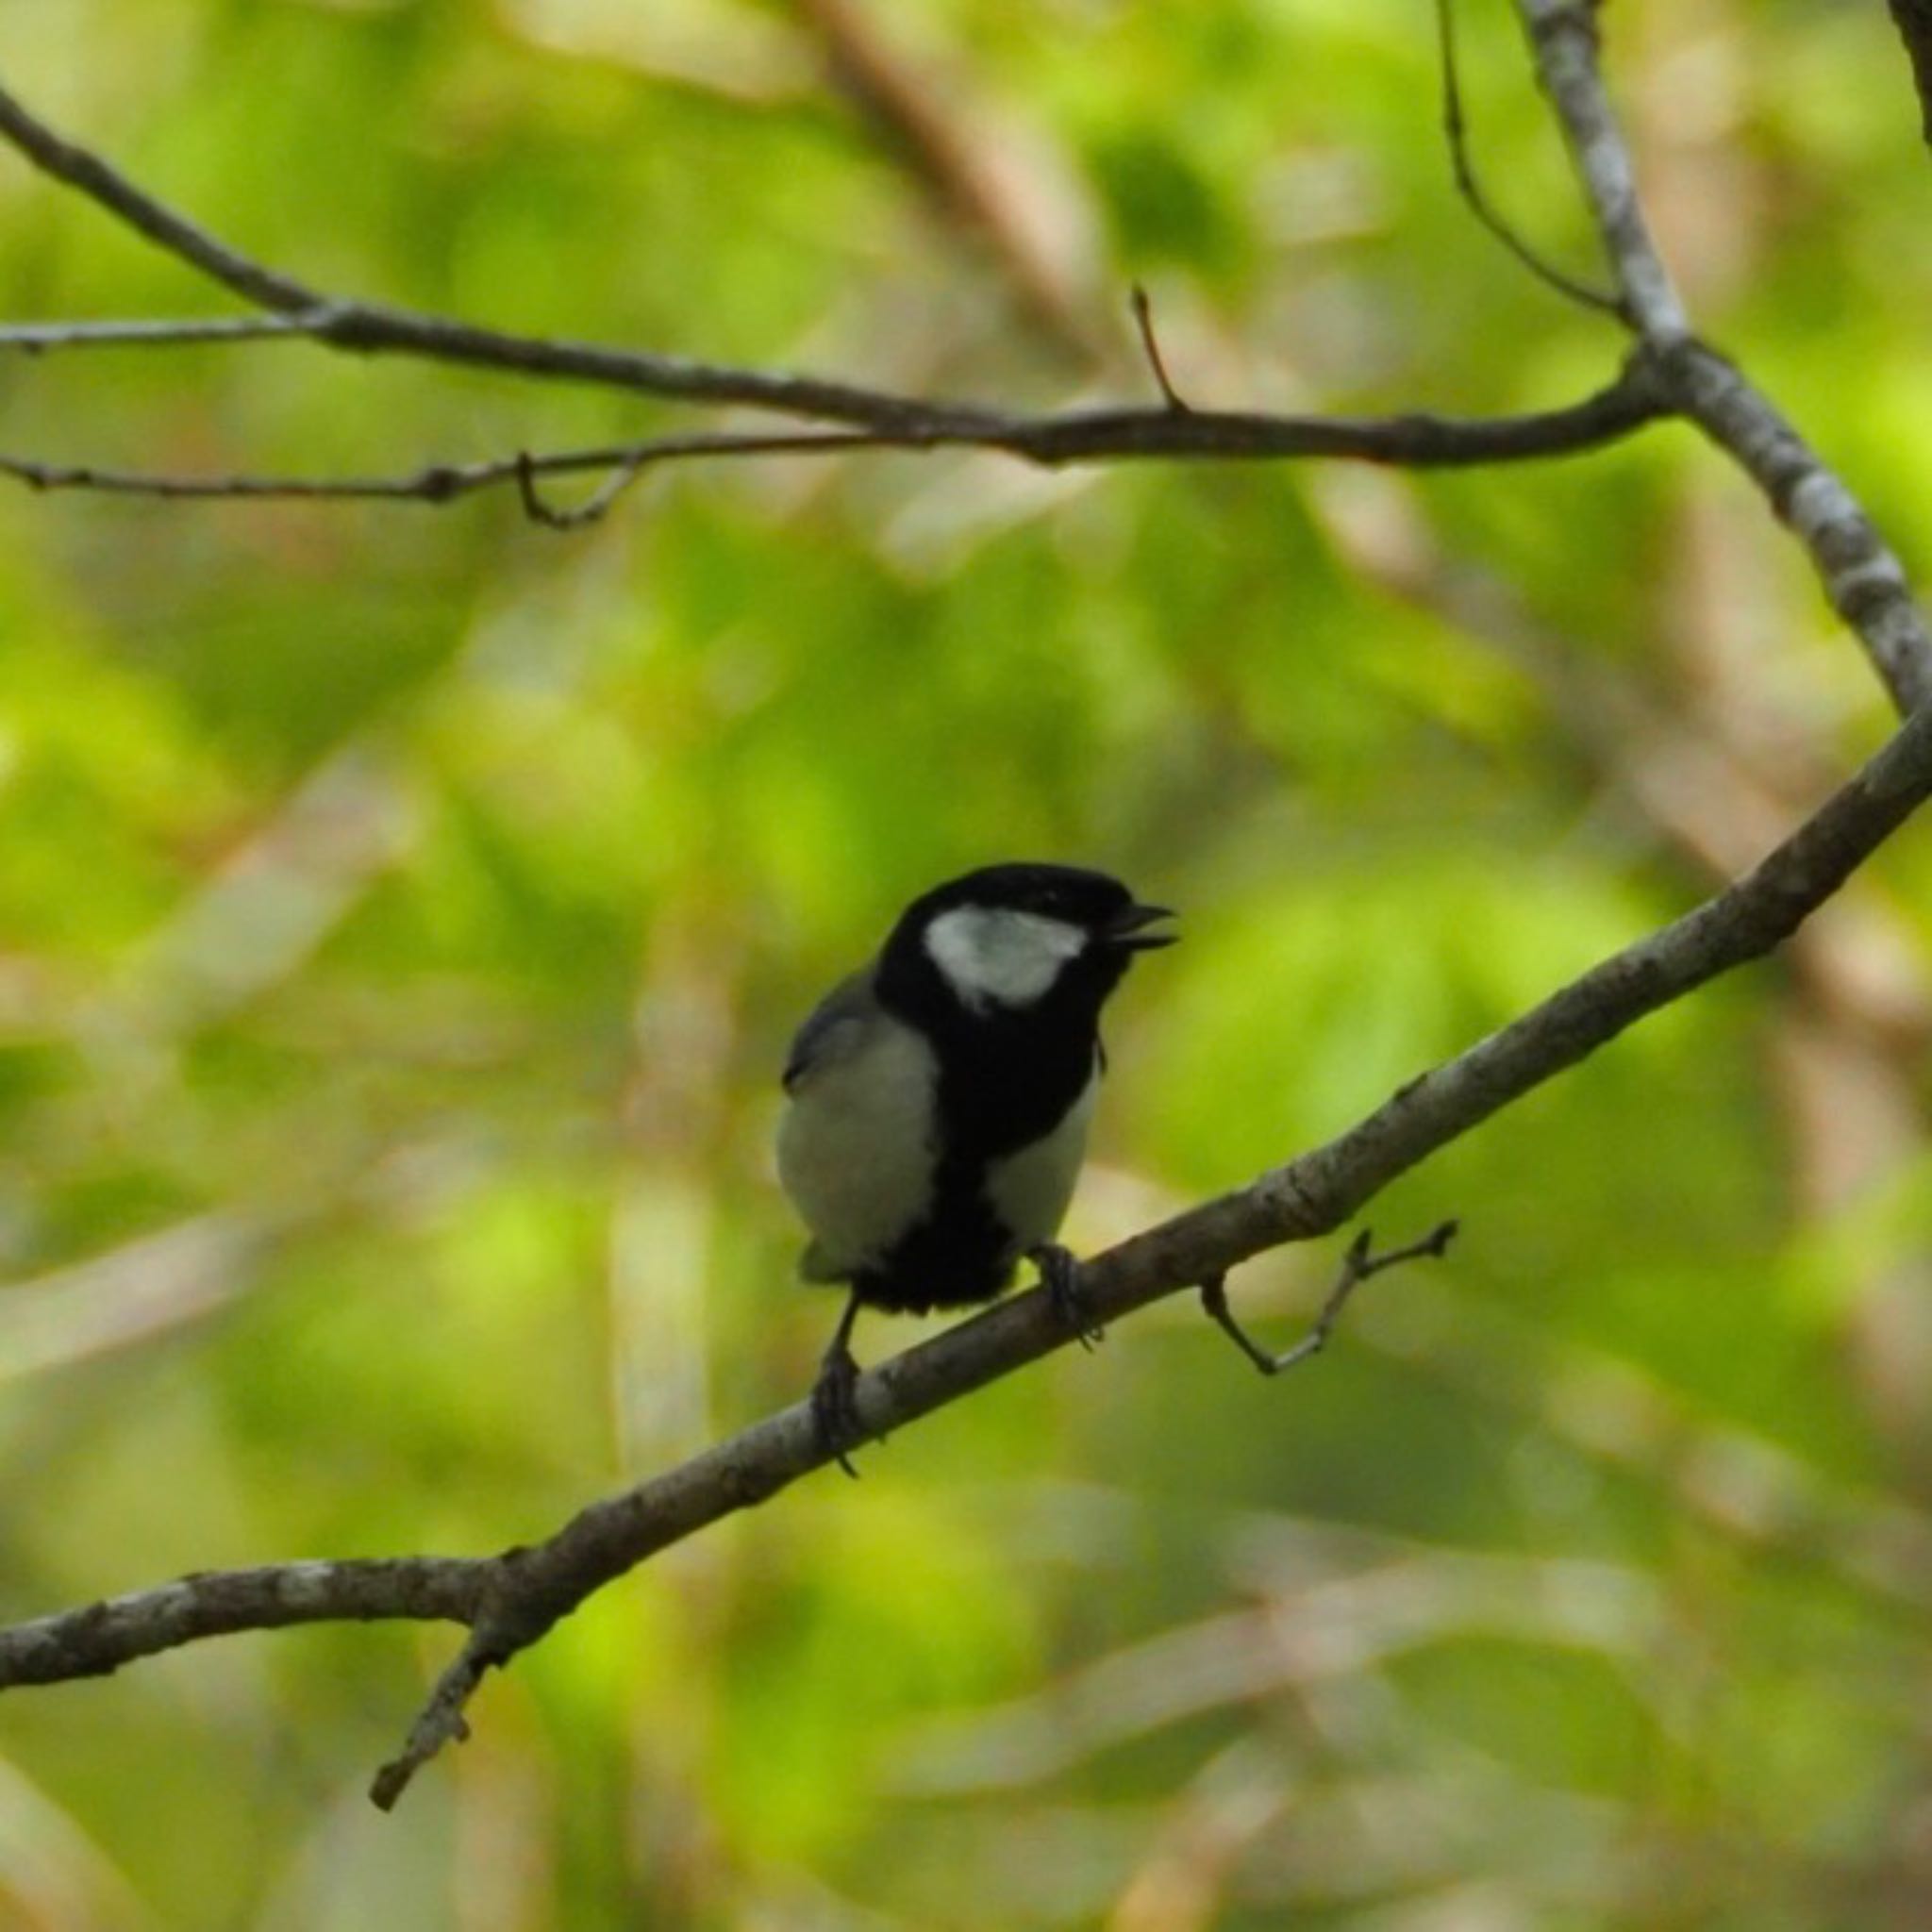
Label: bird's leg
xmin=1200 ymin=1221 xmax=1459 ymax=1375
xmin=1028 ymin=1242 xmax=1105 ymax=1350
xmin=810 ymin=1290 xmax=871 ymax=1478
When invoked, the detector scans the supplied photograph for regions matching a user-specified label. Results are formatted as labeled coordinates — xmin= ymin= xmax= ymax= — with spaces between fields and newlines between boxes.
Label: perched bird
xmin=776 ymin=861 xmax=1176 ymax=1470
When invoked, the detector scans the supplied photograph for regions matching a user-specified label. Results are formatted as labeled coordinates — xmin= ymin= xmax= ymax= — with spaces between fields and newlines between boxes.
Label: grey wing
xmin=781 ymin=969 xmax=875 ymax=1092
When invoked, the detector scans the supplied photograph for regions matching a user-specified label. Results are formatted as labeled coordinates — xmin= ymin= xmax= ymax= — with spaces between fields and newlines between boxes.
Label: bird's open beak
xmin=1107 ymin=902 xmax=1178 ymax=952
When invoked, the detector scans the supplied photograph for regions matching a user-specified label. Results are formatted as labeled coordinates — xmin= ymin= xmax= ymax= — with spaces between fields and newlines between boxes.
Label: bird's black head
xmin=876 ymin=861 xmax=1175 ymax=1029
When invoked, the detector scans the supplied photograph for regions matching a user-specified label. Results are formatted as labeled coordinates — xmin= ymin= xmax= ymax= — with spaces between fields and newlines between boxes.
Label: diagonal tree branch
xmin=1432 ymin=0 xmax=1623 ymax=314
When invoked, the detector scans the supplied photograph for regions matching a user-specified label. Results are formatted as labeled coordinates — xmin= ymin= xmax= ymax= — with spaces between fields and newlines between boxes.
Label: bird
xmin=776 ymin=861 xmax=1176 ymax=1472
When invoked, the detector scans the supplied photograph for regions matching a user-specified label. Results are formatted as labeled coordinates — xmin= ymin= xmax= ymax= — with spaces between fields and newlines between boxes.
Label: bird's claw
xmin=1029 ymin=1242 xmax=1105 ymax=1349
xmin=810 ymin=1340 xmax=867 ymax=1478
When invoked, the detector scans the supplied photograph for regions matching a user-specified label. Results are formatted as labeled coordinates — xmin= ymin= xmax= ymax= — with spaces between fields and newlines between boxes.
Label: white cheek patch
xmin=924 ymin=907 xmax=1087 ymax=1010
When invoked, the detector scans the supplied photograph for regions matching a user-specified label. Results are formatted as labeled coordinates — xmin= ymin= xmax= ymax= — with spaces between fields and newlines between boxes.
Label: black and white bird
xmin=776 ymin=861 xmax=1176 ymax=1469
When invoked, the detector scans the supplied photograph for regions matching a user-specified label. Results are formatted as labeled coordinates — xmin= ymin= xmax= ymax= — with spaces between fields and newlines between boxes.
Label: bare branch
xmin=0 ymin=76 xmax=1002 ymax=433
xmin=0 ymin=363 xmax=1670 ymax=510
xmin=0 ymin=430 xmax=886 ymax=508
xmin=1 ymin=13 xmax=1928 ymax=1820
xmin=0 ymin=313 xmax=328 ymax=350
xmin=1513 ymin=0 xmax=1687 ymax=338
xmin=0 ymin=74 xmax=1671 ymax=492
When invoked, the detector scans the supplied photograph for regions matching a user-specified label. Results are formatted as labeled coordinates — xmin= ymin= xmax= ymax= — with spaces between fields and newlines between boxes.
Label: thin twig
xmin=0 ymin=75 xmax=1666 ymax=483
xmin=370 ymin=1634 xmax=491 ymax=1810
xmin=0 ymin=312 xmax=334 ymax=350
xmin=1201 ymin=1221 xmax=1459 ymax=1375
xmin=0 ymin=364 xmax=1670 ymax=511
xmin=1128 ymin=285 xmax=1191 ymax=412
xmin=1434 ymin=0 xmax=1624 ymax=314
xmin=1512 ymin=0 xmax=1932 ymax=714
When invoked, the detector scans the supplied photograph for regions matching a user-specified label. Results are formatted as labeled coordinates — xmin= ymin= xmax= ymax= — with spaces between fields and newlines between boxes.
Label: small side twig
xmin=1200 ymin=1220 xmax=1459 ymax=1375
xmin=1128 ymin=285 xmax=1191 ymax=412
xmin=513 ymin=448 xmax=652 ymax=531
xmin=0 ymin=428 xmax=887 ymax=510
xmin=370 ymin=1631 xmax=492 ymax=1810
xmin=1434 ymin=0 xmax=1624 ymax=315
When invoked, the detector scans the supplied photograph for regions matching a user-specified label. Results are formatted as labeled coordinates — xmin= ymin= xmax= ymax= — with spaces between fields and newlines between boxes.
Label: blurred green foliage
xmin=3 ymin=0 xmax=1932 ymax=1925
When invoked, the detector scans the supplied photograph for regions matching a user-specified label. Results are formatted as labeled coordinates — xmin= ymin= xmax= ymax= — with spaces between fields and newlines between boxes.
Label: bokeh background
xmin=4 ymin=0 xmax=1932 ymax=1925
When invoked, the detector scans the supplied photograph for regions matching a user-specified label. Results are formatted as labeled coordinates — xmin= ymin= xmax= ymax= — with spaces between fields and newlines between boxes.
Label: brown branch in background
xmin=0 ymin=314 xmax=325 ymax=350
xmin=788 ymin=0 xmax=1102 ymax=355
xmin=0 ymin=74 xmax=1669 ymax=508
xmin=1887 ymin=0 xmax=1932 ymax=145
xmin=0 ymin=431 xmax=877 ymax=509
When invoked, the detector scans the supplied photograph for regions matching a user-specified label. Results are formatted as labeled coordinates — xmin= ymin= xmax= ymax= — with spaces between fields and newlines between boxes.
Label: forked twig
xmin=1200 ymin=1221 xmax=1459 ymax=1376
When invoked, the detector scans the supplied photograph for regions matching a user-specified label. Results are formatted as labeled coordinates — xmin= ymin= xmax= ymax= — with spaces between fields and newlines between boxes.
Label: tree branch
xmin=0 ymin=74 xmax=1669 ymax=506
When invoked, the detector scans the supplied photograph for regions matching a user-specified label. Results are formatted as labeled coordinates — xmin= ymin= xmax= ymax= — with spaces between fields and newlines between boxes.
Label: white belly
xmin=777 ymin=1019 xmax=940 ymax=1280
xmin=985 ymin=1068 xmax=1097 ymax=1256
